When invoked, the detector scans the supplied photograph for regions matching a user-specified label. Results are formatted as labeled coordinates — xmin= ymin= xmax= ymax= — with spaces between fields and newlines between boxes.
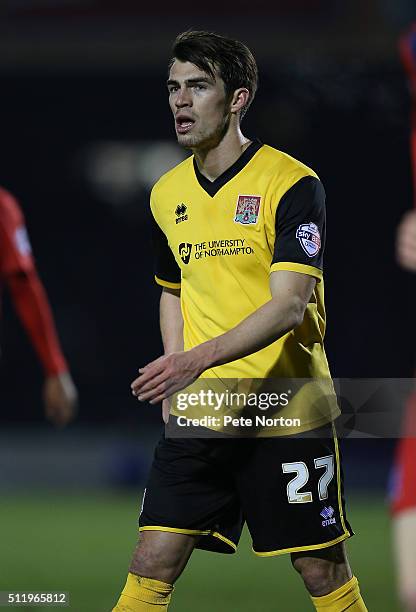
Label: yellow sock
xmin=112 ymin=572 xmax=173 ymax=611
xmin=311 ymin=576 xmax=367 ymax=611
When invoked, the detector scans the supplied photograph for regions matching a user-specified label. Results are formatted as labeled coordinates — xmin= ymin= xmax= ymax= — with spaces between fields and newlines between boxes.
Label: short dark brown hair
xmin=170 ymin=30 xmax=258 ymax=119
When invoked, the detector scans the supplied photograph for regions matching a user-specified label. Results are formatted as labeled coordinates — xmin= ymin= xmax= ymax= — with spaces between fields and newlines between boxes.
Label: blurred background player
xmin=0 ymin=185 xmax=78 ymax=426
xmin=391 ymin=23 xmax=416 ymax=612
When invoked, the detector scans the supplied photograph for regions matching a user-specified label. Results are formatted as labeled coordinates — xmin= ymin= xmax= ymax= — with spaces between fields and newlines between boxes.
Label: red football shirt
xmin=0 ymin=187 xmax=67 ymax=375
xmin=0 ymin=187 xmax=34 ymax=284
xmin=391 ymin=25 xmax=416 ymax=514
xmin=391 ymin=393 xmax=416 ymax=515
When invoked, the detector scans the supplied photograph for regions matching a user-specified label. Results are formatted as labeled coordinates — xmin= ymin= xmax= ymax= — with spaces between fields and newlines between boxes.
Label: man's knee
xmin=291 ymin=543 xmax=352 ymax=597
xmin=129 ymin=530 xmax=197 ymax=584
xmin=292 ymin=556 xmax=336 ymax=596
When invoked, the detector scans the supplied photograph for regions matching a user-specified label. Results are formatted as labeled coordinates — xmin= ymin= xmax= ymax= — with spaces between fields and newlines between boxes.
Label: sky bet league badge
xmin=296 ymin=222 xmax=321 ymax=257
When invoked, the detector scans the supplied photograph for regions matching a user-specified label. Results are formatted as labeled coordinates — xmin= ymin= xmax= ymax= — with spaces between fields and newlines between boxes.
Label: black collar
xmin=193 ymin=139 xmax=263 ymax=197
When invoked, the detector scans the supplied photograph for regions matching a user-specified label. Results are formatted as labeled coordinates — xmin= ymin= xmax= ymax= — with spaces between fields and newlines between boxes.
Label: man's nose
xmin=175 ymin=88 xmax=192 ymax=108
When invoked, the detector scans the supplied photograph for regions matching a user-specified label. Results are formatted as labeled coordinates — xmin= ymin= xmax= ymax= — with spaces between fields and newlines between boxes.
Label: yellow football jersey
xmin=151 ymin=140 xmax=339 ymax=433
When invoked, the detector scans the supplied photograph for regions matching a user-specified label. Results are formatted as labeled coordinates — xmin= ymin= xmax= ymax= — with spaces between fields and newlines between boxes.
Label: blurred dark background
xmin=1 ymin=1 xmax=416 ymax=468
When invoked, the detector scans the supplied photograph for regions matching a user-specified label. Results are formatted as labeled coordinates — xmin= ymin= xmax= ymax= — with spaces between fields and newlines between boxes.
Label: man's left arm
xmin=132 ymin=271 xmax=315 ymax=403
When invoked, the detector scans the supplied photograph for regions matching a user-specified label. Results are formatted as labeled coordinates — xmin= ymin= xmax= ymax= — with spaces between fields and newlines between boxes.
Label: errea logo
xmin=175 ymin=203 xmax=188 ymax=224
xmin=320 ymin=506 xmax=336 ymax=527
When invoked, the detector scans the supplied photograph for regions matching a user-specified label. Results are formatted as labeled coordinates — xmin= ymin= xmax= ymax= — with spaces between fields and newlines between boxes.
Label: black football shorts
xmin=138 ymin=422 xmax=353 ymax=556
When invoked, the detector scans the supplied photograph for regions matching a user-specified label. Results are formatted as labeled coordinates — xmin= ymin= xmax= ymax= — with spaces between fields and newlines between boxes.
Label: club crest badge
xmin=296 ymin=222 xmax=321 ymax=257
xmin=234 ymin=195 xmax=261 ymax=225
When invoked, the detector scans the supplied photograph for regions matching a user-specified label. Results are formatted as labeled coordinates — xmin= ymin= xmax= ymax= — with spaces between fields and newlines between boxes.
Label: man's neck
xmin=193 ymin=129 xmax=252 ymax=182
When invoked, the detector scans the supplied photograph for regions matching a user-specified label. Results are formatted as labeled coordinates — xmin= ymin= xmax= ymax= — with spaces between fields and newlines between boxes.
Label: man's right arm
xmin=138 ymin=202 xmax=182 ymax=420
xmin=160 ymin=287 xmax=183 ymax=422
xmin=160 ymin=287 xmax=183 ymax=353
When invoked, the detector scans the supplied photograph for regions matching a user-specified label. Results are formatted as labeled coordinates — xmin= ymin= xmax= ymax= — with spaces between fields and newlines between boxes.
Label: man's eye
xmin=168 ymin=86 xmax=179 ymax=93
xmin=194 ymin=84 xmax=206 ymax=90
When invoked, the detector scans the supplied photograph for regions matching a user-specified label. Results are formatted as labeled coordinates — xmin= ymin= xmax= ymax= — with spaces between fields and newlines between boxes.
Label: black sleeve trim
xmin=272 ymin=176 xmax=326 ymax=271
xmin=151 ymin=215 xmax=181 ymax=285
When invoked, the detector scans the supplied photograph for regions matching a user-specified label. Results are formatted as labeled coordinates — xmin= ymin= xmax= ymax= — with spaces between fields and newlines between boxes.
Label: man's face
xmin=167 ymin=60 xmax=231 ymax=150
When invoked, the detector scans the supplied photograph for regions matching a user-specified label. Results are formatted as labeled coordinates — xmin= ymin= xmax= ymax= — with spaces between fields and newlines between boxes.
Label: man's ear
xmin=230 ymin=88 xmax=250 ymax=115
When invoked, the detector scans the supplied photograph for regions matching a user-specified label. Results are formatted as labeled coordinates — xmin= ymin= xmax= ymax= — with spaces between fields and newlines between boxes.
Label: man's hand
xmin=397 ymin=210 xmax=416 ymax=271
xmin=43 ymin=371 xmax=78 ymax=427
xmin=131 ymin=350 xmax=206 ymax=406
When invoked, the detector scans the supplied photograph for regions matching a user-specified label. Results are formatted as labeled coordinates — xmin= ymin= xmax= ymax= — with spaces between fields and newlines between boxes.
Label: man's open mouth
xmin=176 ymin=116 xmax=195 ymax=134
